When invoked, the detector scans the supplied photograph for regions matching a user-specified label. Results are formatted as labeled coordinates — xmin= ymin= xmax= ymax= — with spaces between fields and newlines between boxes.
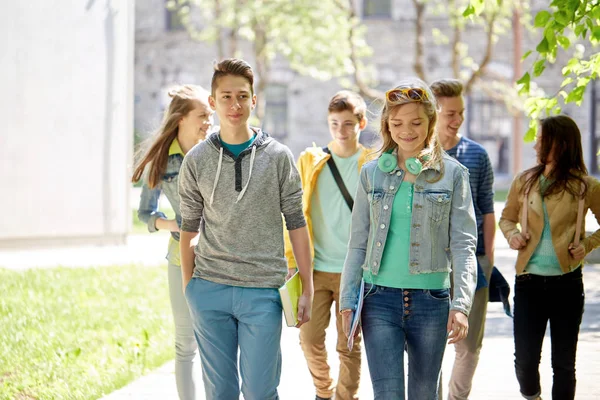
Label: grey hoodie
xmin=178 ymin=129 xmax=306 ymax=288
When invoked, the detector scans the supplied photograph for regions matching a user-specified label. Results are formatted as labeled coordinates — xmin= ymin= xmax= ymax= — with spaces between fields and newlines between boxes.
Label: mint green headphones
xmin=378 ymin=150 xmax=423 ymax=175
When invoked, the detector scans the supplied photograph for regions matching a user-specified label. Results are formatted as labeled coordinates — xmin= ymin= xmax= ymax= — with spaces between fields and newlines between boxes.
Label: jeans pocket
xmin=364 ymin=283 xmax=379 ymax=298
xmin=426 ymin=288 xmax=450 ymax=300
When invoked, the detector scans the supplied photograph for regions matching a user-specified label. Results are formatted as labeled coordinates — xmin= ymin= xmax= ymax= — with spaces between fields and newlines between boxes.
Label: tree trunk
xmin=411 ymin=0 xmax=427 ymax=81
xmin=253 ymin=24 xmax=269 ymax=122
xmin=345 ymin=0 xmax=384 ymax=100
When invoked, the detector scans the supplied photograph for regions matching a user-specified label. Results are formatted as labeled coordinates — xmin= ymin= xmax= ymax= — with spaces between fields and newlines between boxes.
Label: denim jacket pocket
xmin=368 ymin=190 xmax=385 ymax=222
xmin=424 ymin=190 xmax=451 ymax=223
xmin=162 ymin=172 xmax=179 ymax=183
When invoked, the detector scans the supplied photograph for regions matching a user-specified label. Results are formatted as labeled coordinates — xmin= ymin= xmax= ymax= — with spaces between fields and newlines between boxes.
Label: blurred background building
xmin=134 ymin=0 xmax=600 ymax=184
xmin=0 ymin=1 xmax=134 ymax=247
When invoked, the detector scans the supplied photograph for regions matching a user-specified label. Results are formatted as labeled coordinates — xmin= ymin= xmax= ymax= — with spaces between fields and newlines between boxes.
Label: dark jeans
xmin=513 ymin=268 xmax=584 ymax=400
xmin=361 ymin=284 xmax=449 ymax=400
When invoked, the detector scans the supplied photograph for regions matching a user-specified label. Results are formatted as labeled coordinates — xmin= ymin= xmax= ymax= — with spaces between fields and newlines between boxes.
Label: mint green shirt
xmin=311 ymin=151 xmax=360 ymax=273
xmin=364 ymin=181 xmax=450 ymax=289
xmin=526 ymin=175 xmax=564 ymax=276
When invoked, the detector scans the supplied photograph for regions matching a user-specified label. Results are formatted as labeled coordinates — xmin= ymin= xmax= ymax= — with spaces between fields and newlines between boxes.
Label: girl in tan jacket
xmin=500 ymin=115 xmax=600 ymax=400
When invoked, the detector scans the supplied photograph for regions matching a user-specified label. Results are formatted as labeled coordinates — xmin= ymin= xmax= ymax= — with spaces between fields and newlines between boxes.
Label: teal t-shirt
xmin=221 ymin=134 xmax=256 ymax=158
xmin=526 ymin=175 xmax=564 ymax=276
xmin=310 ymin=151 xmax=360 ymax=273
xmin=364 ymin=180 xmax=450 ymax=289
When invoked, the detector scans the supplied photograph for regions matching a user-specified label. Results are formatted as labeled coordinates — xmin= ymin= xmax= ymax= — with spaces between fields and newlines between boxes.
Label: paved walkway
xmin=2 ymin=203 xmax=599 ymax=399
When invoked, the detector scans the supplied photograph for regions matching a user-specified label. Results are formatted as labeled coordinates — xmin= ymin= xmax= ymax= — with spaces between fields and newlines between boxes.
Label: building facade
xmin=135 ymin=0 xmax=600 ymax=185
xmin=0 ymin=0 xmax=135 ymax=247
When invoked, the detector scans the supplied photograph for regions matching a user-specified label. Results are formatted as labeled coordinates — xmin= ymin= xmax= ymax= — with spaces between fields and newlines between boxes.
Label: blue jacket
xmin=340 ymin=153 xmax=478 ymax=316
xmin=137 ymin=139 xmax=184 ymax=242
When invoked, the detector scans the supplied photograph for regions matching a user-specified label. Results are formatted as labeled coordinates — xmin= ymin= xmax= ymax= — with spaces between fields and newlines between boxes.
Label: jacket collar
xmin=169 ymin=138 xmax=184 ymax=156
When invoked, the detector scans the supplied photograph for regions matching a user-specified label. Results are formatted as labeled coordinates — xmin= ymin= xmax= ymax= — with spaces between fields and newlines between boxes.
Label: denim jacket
xmin=137 ymin=140 xmax=184 ymax=242
xmin=340 ymin=153 xmax=477 ymax=316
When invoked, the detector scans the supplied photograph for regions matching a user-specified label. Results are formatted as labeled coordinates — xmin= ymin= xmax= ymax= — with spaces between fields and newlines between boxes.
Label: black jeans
xmin=513 ymin=268 xmax=584 ymax=400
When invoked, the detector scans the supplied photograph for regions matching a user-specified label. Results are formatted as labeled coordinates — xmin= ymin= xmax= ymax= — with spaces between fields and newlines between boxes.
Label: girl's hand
xmin=509 ymin=232 xmax=530 ymax=250
xmin=341 ymin=309 xmax=354 ymax=338
xmin=569 ymin=243 xmax=586 ymax=261
xmin=447 ymin=310 xmax=469 ymax=344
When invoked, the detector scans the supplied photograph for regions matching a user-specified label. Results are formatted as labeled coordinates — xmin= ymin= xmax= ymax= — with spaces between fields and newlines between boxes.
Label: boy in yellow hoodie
xmin=285 ymin=90 xmax=372 ymax=400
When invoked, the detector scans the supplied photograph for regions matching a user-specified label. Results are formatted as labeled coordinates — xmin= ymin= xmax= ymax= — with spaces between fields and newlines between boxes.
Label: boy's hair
xmin=211 ymin=58 xmax=254 ymax=95
xmin=328 ymin=90 xmax=367 ymax=121
xmin=430 ymin=79 xmax=464 ymax=98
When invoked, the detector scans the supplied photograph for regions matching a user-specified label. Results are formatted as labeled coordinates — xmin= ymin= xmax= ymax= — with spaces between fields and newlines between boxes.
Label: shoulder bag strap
xmin=323 ymin=146 xmax=354 ymax=211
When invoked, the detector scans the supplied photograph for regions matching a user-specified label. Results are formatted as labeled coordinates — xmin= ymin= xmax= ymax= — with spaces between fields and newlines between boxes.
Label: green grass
xmin=0 ymin=266 xmax=174 ymax=400
xmin=132 ymin=208 xmax=175 ymax=234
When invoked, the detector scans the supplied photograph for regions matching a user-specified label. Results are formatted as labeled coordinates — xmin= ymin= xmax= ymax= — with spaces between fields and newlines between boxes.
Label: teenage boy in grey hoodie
xmin=178 ymin=58 xmax=314 ymax=400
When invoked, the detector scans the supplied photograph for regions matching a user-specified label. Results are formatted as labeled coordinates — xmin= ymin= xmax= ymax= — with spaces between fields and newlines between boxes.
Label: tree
xmin=469 ymin=0 xmax=600 ymax=141
xmin=427 ymin=0 xmax=521 ymax=95
xmin=168 ymin=0 xmax=374 ymax=121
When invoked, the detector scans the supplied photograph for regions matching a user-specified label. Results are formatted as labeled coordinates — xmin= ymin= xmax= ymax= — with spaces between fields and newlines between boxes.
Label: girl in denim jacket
xmin=132 ymin=85 xmax=213 ymax=400
xmin=339 ymin=78 xmax=477 ymax=400
xmin=500 ymin=115 xmax=600 ymax=400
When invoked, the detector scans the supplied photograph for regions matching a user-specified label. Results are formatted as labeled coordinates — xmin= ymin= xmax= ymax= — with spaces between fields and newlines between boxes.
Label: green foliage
xmin=0 ymin=266 xmax=173 ymax=399
xmin=171 ymin=0 xmax=373 ymax=82
xmin=468 ymin=0 xmax=600 ymax=141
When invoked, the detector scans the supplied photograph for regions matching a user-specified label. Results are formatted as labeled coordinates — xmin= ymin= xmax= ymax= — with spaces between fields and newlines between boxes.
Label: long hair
xmin=521 ymin=115 xmax=588 ymax=198
xmin=132 ymin=85 xmax=209 ymax=189
xmin=378 ymin=78 xmax=444 ymax=180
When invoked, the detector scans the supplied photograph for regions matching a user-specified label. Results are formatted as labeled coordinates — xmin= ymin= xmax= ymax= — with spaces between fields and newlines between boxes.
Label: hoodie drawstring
xmin=210 ymin=147 xmax=224 ymax=205
xmin=236 ymin=145 xmax=256 ymax=203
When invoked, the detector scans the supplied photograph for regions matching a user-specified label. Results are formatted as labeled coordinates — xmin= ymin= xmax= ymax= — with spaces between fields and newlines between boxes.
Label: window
xmin=262 ymin=84 xmax=288 ymax=141
xmin=363 ymin=0 xmax=392 ymax=18
xmin=590 ymin=79 xmax=600 ymax=175
xmin=465 ymin=94 xmax=512 ymax=175
xmin=165 ymin=0 xmax=186 ymax=31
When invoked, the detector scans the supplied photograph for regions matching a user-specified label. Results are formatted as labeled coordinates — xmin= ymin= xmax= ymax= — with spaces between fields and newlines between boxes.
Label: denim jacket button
xmin=438 ymin=197 xmax=443 ymax=202
xmin=389 ymin=185 xmax=395 ymax=190
xmin=372 ymin=261 xmax=378 ymax=267
xmin=376 ymin=242 xmax=382 ymax=247
xmin=380 ymin=224 xmax=386 ymax=229
xmin=396 ymin=171 xmax=402 ymax=176
xmin=383 ymin=205 xmax=389 ymax=210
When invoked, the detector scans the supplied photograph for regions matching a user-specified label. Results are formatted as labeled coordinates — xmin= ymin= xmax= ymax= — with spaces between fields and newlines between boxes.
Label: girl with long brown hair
xmin=132 ymin=84 xmax=213 ymax=400
xmin=500 ymin=115 xmax=600 ymax=400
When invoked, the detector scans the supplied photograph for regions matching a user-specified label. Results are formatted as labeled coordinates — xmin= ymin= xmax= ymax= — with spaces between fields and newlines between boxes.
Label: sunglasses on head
xmin=385 ymin=87 xmax=429 ymax=103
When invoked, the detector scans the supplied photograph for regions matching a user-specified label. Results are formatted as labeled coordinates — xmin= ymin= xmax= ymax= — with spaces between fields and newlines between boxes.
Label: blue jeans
xmin=513 ymin=268 xmax=584 ymax=400
xmin=185 ymin=278 xmax=283 ymax=400
xmin=361 ymin=284 xmax=450 ymax=400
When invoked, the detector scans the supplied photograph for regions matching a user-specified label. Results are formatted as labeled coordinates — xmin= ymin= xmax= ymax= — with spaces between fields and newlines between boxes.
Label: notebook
xmin=279 ymin=271 xmax=302 ymax=327
xmin=347 ymin=279 xmax=365 ymax=350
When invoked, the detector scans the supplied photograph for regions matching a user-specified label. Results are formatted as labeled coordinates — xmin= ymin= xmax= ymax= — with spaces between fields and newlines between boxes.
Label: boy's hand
xmin=285 ymin=268 xmax=296 ymax=281
xmin=296 ymin=292 xmax=313 ymax=328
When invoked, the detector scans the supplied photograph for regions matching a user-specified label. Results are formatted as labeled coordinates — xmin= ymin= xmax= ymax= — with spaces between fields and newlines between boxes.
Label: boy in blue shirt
xmin=431 ymin=79 xmax=496 ymax=400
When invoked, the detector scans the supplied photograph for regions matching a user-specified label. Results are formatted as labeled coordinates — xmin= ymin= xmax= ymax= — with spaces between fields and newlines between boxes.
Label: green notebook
xmin=279 ymin=271 xmax=302 ymax=327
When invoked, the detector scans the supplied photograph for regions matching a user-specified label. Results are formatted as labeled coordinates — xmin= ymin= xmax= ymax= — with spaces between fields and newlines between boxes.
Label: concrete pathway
xmin=2 ymin=203 xmax=599 ymax=399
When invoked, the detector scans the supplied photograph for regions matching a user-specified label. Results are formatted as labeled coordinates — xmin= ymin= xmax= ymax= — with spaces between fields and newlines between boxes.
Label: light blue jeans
xmin=185 ymin=278 xmax=283 ymax=400
xmin=361 ymin=283 xmax=450 ymax=399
